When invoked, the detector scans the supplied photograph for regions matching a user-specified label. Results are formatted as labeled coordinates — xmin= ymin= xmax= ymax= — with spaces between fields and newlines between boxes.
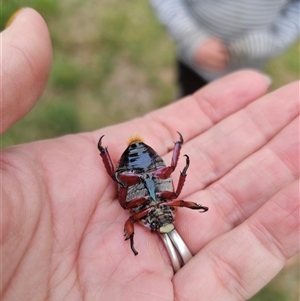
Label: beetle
xmin=97 ymin=132 xmax=208 ymax=255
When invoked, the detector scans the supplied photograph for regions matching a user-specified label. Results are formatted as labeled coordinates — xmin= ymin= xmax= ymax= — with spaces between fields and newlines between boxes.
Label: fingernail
xmin=263 ymin=74 xmax=272 ymax=86
xmin=5 ymin=8 xmax=24 ymax=28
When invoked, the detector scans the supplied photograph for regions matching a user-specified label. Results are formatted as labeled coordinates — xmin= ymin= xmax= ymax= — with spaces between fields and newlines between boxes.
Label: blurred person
xmin=2 ymin=8 xmax=299 ymax=301
xmin=150 ymin=0 xmax=300 ymax=96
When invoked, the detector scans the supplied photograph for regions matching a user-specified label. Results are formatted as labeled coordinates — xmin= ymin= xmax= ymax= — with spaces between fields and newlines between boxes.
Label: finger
xmin=173 ymin=81 xmax=298 ymax=250
xmin=183 ymin=81 xmax=299 ymax=193
xmin=155 ymin=81 xmax=298 ymax=203
xmin=1 ymin=8 xmax=52 ymax=134
xmin=92 ymin=70 xmax=270 ymax=159
xmin=178 ymin=116 xmax=299 ymax=252
xmin=149 ymin=70 xmax=271 ymax=143
xmin=173 ymin=180 xmax=299 ymax=301
xmin=212 ymin=116 xmax=299 ymax=224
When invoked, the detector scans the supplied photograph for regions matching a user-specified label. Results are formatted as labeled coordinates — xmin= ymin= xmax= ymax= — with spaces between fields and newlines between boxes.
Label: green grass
xmin=266 ymin=42 xmax=300 ymax=90
xmin=1 ymin=2 xmax=299 ymax=299
xmin=1 ymin=0 xmax=177 ymax=145
xmin=2 ymin=0 xmax=298 ymax=146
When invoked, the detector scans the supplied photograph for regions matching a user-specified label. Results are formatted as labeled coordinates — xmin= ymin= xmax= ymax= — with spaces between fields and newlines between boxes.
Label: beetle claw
xmin=98 ymin=135 xmax=105 ymax=152
xmin=182 ymin=154 xmax=190 ymax=174
xmin=198 ymin=205 xmax=209 ymax=212
xmin=124 ymin=232 xmax=138 ymax=255
xmin=176 ymin=131 xmax=183 ymax=144
xmin=129 ymin=236 xmax=138 ymax=256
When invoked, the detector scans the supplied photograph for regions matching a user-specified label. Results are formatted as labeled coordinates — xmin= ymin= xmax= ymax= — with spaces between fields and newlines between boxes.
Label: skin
xmin=1 ymin=8 xmax=299 ymax=301
xmin=194 ymin=38 xmax=229 ymax=72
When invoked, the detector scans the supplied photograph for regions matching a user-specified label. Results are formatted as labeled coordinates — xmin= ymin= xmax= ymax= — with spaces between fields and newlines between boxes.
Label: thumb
xmin=1 ymin=8 xmax=52 ymax=134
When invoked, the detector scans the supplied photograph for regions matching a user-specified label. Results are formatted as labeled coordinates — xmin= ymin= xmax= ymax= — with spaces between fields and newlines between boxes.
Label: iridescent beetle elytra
xmin=98 ymin=132 xmax=208 ymax=255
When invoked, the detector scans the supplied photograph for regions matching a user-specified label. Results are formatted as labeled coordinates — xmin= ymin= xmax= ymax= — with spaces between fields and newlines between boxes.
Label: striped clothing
xmin=150 ymin=0 xmax=300 ymax=80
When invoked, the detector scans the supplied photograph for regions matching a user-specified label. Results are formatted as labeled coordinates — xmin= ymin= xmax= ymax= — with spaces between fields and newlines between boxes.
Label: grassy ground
xmin=1 ymin=1 xmax=299 ymax=300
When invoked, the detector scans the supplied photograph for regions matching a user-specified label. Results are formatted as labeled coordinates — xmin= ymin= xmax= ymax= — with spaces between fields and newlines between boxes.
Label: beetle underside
xmin=98 ymin=132 xmax=208 ymax=255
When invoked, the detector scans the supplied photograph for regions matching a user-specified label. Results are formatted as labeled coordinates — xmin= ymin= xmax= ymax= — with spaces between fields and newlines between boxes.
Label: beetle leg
xmin=118 ymin=186 xmax=128 ymax=209
xmin=164 ymin=200 xmax=209 ymax=212
xmin=156 ymin=191 xmax=177 ymax=200
xmin=153 ymin=132 xmax=184 ymax=179
xmin=119 ymin=185 xmax=150 ymax=209
xmin=171 ymin=131 xmax=183 ymax=169
xmin=124 ymin=209 xmax=154 ymax=255
xmin=155 ymin=155 xmax=190 ymax=199
xmin=124 ymin=218 xmax=138 ymax=255
xmin=153 ymin=166 xmax=174 ymax=179
xmin=119 ymin=188 xmax=150 ymax=209
xmin=98 ymin=135 xmax=115 ymax=178
xmin=116 ymin=172 xmax=141 ymax=187
xmin=125 ymin=196 xmax=150 ymax=209
xmin=116 ymin=172 xmax=143 ymax=208
xmin=175 ymin=154 xmax=189 ymax=196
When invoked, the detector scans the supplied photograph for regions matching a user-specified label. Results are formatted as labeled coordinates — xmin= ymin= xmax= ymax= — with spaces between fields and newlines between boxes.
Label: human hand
xmin=1 ymin=8 xmax=52 ymax=134
xmin=194 ymin=38 xmax=229 ymax=72
xmin=2 ymin=8 xmax=299 ymax=301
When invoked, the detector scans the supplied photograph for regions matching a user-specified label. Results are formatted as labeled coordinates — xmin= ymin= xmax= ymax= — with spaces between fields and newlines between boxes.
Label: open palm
xmin=2 ymin=8 xmax=299 ymax=301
